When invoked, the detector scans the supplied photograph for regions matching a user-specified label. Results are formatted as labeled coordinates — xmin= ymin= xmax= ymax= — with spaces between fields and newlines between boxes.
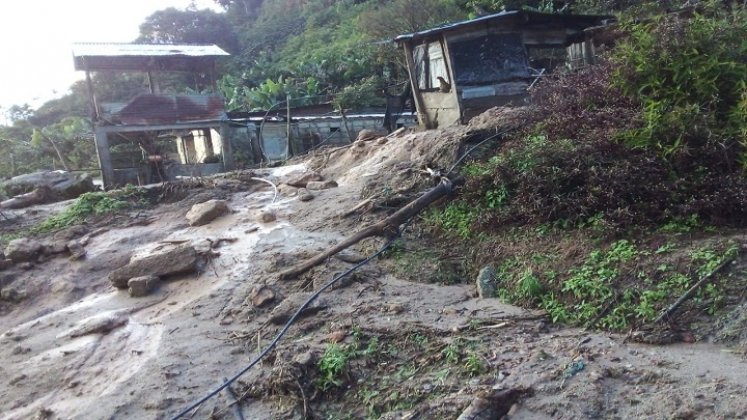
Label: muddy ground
xmin=1 ymin=127 xmax=747 ymax=420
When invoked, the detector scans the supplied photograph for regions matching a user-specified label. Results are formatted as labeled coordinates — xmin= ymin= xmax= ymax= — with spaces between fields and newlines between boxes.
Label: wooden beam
xmin=402 ymin=42 xmax=431 ymax=129
xmin=94 ymin=127 xmax=115 ymax=189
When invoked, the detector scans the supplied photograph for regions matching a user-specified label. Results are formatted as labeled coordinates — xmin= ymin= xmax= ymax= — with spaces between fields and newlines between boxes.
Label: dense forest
xmin=0 ymin=0 xmax=739 ymax=179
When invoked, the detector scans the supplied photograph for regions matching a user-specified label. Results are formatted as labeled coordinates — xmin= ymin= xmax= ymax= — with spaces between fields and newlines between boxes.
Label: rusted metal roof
xmin=101 ymin=94 xmax=226 ymax=126
xmin=394 ymin=10 xmax=614 ymax=43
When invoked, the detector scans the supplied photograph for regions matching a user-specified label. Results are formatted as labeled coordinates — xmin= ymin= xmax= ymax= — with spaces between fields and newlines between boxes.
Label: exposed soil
xmin=1 ymin=126 xmax=746 ymax=420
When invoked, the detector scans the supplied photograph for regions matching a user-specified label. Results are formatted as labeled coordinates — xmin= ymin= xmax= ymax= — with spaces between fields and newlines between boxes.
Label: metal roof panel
xmin=72 ymin=43 xmax=229 ymax=58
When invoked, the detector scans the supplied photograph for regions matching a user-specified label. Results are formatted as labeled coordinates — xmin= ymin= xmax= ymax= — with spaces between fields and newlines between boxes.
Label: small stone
xmin=376 ymin=137 xmax=388 ymax=145
xmin=67 ymin=240 xmax=87 ymax=261
xmin=334 ymin=250 xmax=366 ymax=264
xmin=249 ymin=285 xmax=276 ymax=307
xmin=326 ymin=330 xmax=347 ymax=343
xmin=1 ymin=286 xmax=27 ymax=302
xmin=268 ymin=292 xmax=328 ymax=325
xmin=293 ymin=350 xmax=316 ymax=366
xmin=353 ymin=140 xmax=366 ymax=148
xmin=476 ymin=265 xmax=497 ymax=298
xmin=128 ymin=275 xmax=159 ymax=297
xmin=306 ymin=180 xmax=338 ymax=191
xmin=285 ymin=171 xmax=323 ymax=188
xmin=298 ymin=189 xmax=314 ymax=202
xmin=5 ymin=238 xmax=43 ymax=263
xmin=17 ymin=262 xmax=33 ymax=270
xmin=185 ymin=199 xmax=230 ymax=226
xmin=387 ymin=303 xmax=405 ymax=314
xmin=43 ymin=241 xmax=69 ymax=255
xmin=258 ymin=211 xmax=276 ymax=223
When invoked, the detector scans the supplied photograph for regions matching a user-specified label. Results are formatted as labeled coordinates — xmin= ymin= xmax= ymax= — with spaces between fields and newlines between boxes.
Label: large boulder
xmin=109 ymin=246 xmax=199 ymax=288
xmin=185 ymin=199 xmax=230 ymax=226
xmin=1 ymin=171 xmax=95 ymax=200
xmin=5 ymin=238 xmax=43 ymax=263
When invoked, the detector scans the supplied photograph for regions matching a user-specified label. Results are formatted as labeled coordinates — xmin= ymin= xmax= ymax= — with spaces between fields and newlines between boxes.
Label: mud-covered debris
xmin=67 ymin=310 xmax=129 ymax=337
xmin=306 ymin=180 xmax=338 ymax=191
xmin=298 ymin=188 xmax=314 ymax=202
xmin=185 ymin=199 xmax=230 ymax=226
xmin=1 ymin=286 xmax=27 ymax=302
xmin=326 ymin=330 xmax=347 ymax=343
xmin=285 ymin=171 xmax=323 ymax=188
xmin=258 ymin=210 xmax=276 ymax=223
xmin=268 ymin=292 xmax=328 ymax=325
xmin=293 ymin=350 xmax=317 ymax=366
xmin=356 ymin=128 xmax=387 ymax=142
xmin=109 ymin=246 xmax=198 ymax=288
xmin=334 ymin=250 xmax=366 ymax=264
xmin=67 ymin=240 xmax=87 ymax=261
xmin=249 ymin=285 xmax=276 ymax=307
xmin=476 ymin=265 xmax=497 ymax=298
xmin=5 ymin=238 xmax=43 ymax=263
xmin=456 ymin=388 xmax=532 ymax=420
xmin=128 ymin=275 xmax=159 ymax=297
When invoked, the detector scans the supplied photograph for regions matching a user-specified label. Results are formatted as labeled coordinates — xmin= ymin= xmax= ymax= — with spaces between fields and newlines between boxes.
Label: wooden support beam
xmin=94 ymin=127 xmax=115 ymax=189
xmin=402 ymin=42 xmax=431 ymax=129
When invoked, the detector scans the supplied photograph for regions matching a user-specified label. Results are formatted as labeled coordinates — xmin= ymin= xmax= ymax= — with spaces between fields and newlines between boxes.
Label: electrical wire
xmin=170 ymin=218 xmax=414 ymax=420
xmin=446 ymin=127 xmax=516 ymax=177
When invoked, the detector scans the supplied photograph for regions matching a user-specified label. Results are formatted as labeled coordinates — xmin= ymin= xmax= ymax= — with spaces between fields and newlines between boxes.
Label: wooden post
xmin=94 ymin=127 xmax=115 ymax=189
xmin=83 ymin=59 xmax=99 ymax=121
xmin=219 ymin=123 xmax=233 ymax=170
xmin=402 ymin=42 xmax=431 ymax=129
xmin=147 ymin=71 xmax=155 ymax=94
xmin=286 ymin=94 xmax=294 ymax=157
xmin=340 ymin=108 xmax=354 ymax=143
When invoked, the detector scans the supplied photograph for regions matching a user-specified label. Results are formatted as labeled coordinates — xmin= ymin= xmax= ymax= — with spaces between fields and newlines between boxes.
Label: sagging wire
xmin=170 ymin=218 xmax=415 ymax=420
xmin=446 ymin=127 xmax=517 ymax=177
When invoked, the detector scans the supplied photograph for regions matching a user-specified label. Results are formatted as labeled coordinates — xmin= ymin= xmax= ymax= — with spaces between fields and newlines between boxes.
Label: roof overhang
xmin=394 ymin=10 xmax=615 ymax=44
xmin=72 ymin=43 xmax=230 ymax=72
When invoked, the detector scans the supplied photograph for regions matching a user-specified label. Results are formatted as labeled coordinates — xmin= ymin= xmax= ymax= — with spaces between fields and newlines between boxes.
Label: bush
xmin=612 ymin=4 xmax=747 ymax=169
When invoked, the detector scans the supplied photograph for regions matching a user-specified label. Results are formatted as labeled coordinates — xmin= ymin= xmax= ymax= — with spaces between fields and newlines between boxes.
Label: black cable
xmin=445 ymin=127 xmax=516 ymax=177
xmin=171 ymin=218 xmax=414 ymax=420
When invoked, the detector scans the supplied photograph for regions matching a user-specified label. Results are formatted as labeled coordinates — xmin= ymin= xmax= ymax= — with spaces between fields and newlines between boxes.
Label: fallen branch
xmin=250 ymin=177 xmax=278 ymax=203
xmin=655 ymin=256 xmax=736 ymax=323
xmin=278 ymin=177 xmax=462 ymax=280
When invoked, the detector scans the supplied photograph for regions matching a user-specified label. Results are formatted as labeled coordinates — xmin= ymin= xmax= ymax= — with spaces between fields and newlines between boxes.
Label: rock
xmin=268 ymin=292 xmax=328 ymax=325
xmin=476 ymin=265 xmax=497 ymax=298
xmin=67 ymin=309 xmax=129 ymax=337
xmin=0 ymin=259 xmax=12 ymax=270
xmin=67 ymin=240 xmax=87 ymax=261
xmin=1 ymin=286 xmax=26 ymax=302
xmin=456 ymin=389 xmax=530 ymax=420
xmin=334 ymin=250 xmax=366 ymax=264
xmin=356 ymin=128 xmax=387 ymax=142
xmin=353 ymin=140 xmax=366 ymax=148
xmin=185 ymin=199 xmax=230 ymax=226
xmin=285 ymin=171 xmax=323 ymax=188
xmin=249 ymin=285 xmax=276 ymax=307
xmin=293 ymin=350 xmax=317 ymax=367
xmin=43 ymin=241 xmax=69 ymax=255
xmin=128 ymin=275 xmax=159 ymax=297
xmin=1 ymin=171 xmax=95 ymax=200
xmin=53 ymin=225 xmax=89 ymax=242
xmin=258 ymin=211 xmax=276 ymax=223
xmin=326 ymin=330 xmax=347 ymax=343
xmin=17 ymin=262 xmax=33 ymax=270
xmin=298 ymin=189 xmax=314 ymax=202
xmin=306 ymin=180 xmax=338 ymax=191
xmin=109 ymin=246 xmax=199 ymax=288
xmin=376 ymin=137 xmax=389 ymax=145
xmin=5 ymin=238 xmax=43 ymax=263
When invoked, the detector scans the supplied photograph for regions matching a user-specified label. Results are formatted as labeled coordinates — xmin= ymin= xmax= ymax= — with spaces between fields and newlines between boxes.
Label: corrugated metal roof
xmin=72 ymin=42 xmax=229 ymax=58
xmin=394 ymin=10 xmax=613 ymax=43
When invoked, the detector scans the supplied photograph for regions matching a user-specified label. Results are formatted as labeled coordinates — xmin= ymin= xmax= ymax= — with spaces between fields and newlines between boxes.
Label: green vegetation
xmin=32 ymin=186 xmax=148 ymax=233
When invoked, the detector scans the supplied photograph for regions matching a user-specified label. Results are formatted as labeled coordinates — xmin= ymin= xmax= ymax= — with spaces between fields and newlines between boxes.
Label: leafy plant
xmin=317 ymin=343 xmax=356 ymax=390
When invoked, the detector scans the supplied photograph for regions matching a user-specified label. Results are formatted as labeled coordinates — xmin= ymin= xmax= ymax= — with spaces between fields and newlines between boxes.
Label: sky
xmin=0 ymin=0 xmax=222 ymax=114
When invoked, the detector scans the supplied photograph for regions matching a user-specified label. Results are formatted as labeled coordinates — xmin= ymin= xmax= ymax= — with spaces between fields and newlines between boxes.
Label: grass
xmin=31 ymin=186 xmax=147 ymax=233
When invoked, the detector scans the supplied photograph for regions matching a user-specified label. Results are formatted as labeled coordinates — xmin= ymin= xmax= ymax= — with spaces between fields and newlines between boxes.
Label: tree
xmin=137 ymin=8 xmax=240 ymax=53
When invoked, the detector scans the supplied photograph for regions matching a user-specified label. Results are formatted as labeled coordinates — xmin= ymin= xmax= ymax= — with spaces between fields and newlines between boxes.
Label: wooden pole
xmin=286 ymin=94 xmax=294 ymax=157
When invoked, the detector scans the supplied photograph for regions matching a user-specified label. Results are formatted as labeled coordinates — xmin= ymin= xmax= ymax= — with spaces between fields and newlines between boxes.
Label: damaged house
xmin=394 ymin=10 xmax=614 ymax=128
xmin=72 ymin=43 xmax=232 ymax=188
